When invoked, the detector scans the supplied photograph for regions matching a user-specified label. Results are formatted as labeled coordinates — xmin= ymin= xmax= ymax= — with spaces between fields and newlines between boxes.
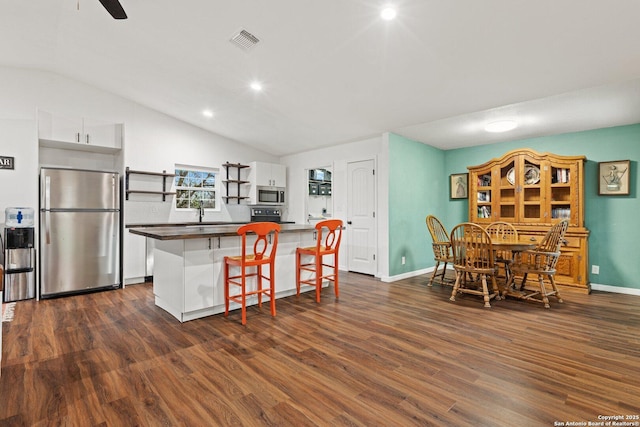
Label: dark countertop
xmin=125 ymin=221 xmax=247 ymax=228
xmin=125 ymin=221 xmax=296 ymax=228
xmin=129 ymin=223 xmax=315 ymax=241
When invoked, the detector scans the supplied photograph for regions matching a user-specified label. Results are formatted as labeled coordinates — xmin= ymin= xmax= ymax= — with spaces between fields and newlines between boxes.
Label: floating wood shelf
xmin=125 ymin=167 xmax=176 ymax=201
xmin=222 ymin=162 xmax=250 ymax=204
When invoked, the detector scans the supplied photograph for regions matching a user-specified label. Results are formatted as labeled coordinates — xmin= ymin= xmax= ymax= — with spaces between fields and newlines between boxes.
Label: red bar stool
xmin=224 ymin=222 xmax=281 ymax=325
xmin=296 ymin=219 xmax=343 ymax=302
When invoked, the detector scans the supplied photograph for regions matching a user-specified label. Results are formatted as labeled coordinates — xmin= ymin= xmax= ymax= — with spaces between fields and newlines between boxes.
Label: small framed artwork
xmin=598 ymin=160 xmax=630 ymax=196
xmin=450 ymin=173 xmax=468 ymax=199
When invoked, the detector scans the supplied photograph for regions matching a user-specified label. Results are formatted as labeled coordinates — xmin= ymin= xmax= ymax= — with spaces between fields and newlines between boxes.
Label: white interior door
xmin=347 ymin=159 xmax=376 ymax=275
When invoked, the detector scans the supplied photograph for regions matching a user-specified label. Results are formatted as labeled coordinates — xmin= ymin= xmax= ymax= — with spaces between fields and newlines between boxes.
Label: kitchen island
xmin=129 ymin=223 xmax=318 ymax=322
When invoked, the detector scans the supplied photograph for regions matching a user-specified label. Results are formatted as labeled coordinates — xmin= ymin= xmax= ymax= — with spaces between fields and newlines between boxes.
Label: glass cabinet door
xmin=519 ymin=155 xmax=545 ymax=223
xmin=498 ymin=159 xmax=516 ymax=223
xmin=470 ymin=166 xmax=494 ymax=223
xmin=548 ymin=160 xmax=579 ymax=226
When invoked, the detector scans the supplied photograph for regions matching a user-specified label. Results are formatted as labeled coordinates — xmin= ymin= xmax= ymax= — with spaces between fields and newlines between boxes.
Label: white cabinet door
xmin=38 ymin=110 xmax=123 ymax=152
xmin=252 ymin=161 xmax=273 ymax=186
xmin=123 ymin=232 xmax=146 ymax=283
xmin=250 ymin=161 xmax=287 ymax=187
xmin=271 ymin=164 xmax=287 ymax=187
xmin=53 ymin=115 xmax=83 ymax=144
xmin=83 ymin=118 xmax=123 ymax=149
xmin=184 ymin=239 xmax=215 ymax=313
xmin=38 ymin=111 xmax=83 ymax=144
xmin=212 ymin=235 xmax=242 ymax=308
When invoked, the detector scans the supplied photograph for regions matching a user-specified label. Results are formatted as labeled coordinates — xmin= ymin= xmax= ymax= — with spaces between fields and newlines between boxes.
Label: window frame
xmin=174 ymin=165 xmax=220 ymax=211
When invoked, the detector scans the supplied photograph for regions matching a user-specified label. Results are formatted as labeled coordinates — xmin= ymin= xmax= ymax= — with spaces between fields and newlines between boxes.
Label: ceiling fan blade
xmin=98 ymin=0 xmax=128 ymax=19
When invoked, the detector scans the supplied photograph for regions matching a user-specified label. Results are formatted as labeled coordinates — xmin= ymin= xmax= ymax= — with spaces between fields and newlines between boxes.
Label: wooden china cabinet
xmin=468 ymin=149 xmax=590 ymax=293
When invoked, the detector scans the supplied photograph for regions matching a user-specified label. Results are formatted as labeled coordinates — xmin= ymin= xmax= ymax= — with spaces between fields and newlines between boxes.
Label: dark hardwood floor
xmin=1 ymin=272 xmax=640 ymax=426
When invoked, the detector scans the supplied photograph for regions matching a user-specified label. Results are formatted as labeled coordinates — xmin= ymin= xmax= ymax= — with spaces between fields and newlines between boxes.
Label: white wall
xmin=0 ymin=65 xmax=280 ymax=283
xmin=0 ymin=65 xmax=279 ymax=215
xmin=0 ymin=65 xmax=393 ymax=284
xmin=0 ymin=119 xmax=38 ymax=229
xmin=123 ymin=104 xmax=280 ymax=225
xmin=280 ymin=135 xmax=388 ymax=277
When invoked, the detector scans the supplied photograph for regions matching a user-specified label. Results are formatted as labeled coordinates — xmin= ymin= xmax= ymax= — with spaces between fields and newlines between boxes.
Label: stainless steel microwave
xmin=257 ymin=186 xmax=285 ymax=205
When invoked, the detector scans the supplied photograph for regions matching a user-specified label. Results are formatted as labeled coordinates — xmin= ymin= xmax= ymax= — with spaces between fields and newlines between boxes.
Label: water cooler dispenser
xmin=3 ymin=207 xmax=36 ymax=302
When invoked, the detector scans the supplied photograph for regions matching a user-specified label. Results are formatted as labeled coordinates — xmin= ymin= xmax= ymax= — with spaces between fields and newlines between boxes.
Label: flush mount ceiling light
xmin=202 ymin=110 xmax=214 ymax=118
xmin=380 ymin=6 xmax=397 ymax=20
xmin=250 ymin=81 xmax=263 ymax=92
xmin=485 ymin=120 xmax=518 ymax=133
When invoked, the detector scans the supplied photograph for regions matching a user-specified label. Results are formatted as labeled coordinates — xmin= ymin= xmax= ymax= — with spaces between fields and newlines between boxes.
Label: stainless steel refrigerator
xmin=40 ymin=168 xmax=121 ymax=298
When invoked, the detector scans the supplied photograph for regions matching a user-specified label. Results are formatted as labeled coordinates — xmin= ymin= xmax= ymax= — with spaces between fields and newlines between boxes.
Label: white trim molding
xmin=590 ymin=283 xmax=640 ymax=296
xmin=381 ymin=265 xmax=455 ymax=283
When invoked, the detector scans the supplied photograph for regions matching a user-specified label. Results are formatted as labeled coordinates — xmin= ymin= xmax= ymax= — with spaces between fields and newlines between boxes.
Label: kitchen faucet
xmin=198 ymin=206 xmax=205 ymax=223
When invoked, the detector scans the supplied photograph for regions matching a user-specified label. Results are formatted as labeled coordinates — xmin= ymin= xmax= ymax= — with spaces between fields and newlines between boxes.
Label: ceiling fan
xmin=98 ymin=0 xmax=127 ymax=19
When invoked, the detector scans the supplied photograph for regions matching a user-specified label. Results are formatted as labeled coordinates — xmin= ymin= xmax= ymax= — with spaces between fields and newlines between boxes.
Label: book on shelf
xmin=554 ymin=168 xmax=570 ymax=184
xmin=552 ymin=207 xmax=571 ymax=219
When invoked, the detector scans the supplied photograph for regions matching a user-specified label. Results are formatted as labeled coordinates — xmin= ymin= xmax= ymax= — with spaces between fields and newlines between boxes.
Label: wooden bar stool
xmin=224 ymin=222 xmax=281 ymax=325
xmin=296 ymin=219 xmax=343 ymax=303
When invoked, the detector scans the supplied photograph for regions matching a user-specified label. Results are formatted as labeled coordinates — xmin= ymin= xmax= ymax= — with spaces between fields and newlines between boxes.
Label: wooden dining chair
xmin=485 ymin=221 xmax=519 ymax=281
xmin=426 ymin=215 xmax=454 ymax=286
xmin=504 ymin=219 xmax=569 ymax=308
xmin=449 ymin=222 xmax=500 ymax=308
xmin=224 ymin=222 xmax=281 ymax=325
xmin=296 ymin=219 xmax=343 ymax=302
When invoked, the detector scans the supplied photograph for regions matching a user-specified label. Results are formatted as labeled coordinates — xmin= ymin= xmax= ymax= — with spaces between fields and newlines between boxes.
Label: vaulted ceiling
xmin=2 ymin=0 xmax=640 ymax=155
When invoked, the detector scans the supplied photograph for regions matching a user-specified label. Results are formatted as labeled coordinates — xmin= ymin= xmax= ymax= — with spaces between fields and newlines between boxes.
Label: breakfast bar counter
xmin=129 ymin=223 xmax=314 ymax=240
xmin=129 ymin=223 xmax=317 ymax=322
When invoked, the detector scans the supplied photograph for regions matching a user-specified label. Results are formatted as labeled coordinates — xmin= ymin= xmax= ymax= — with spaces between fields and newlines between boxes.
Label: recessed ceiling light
xmin=250 ymin=81 xmax=263 ymax=92
xmin=202 ymin=110 xmax=214 ymax=118
xmin=485 ymin=120 xmax=518 ymax=133
xmin=380 ymin=6 xmax=397 ymax=20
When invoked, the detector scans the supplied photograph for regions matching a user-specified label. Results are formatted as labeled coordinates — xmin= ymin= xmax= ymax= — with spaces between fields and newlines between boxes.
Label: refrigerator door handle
xmin=45 ymin=175 xmax=51 ymax=210
xmin=45 ymin=175 xmax=51 ymax=243
xmin=45 ymin=211 xmax=51 ymax=244
xmin=112 ymin=174 xmax=117 ymax=208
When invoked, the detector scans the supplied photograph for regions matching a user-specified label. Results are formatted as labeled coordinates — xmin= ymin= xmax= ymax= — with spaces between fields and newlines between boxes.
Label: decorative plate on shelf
xmin=524 ymin=165 xmax=540 ymax=185
xmin=506 ymin=168 xmax=515 ymax=185
xmin=506 ymin=165 xmax=540 ymax=185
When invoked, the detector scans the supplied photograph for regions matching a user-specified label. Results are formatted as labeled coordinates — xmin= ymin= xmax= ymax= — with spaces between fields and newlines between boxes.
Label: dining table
xmin=490 ymin=238 xmax=537 ymax=296
xmin=490 ymin=240 xmax=537 ymax=253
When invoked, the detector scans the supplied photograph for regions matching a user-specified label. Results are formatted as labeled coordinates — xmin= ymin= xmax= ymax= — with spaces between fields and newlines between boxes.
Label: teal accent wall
xmin=388 ymin=133 xmax=445 ymax=276
xmin=388 ymin=123 xmax=640 ymax=289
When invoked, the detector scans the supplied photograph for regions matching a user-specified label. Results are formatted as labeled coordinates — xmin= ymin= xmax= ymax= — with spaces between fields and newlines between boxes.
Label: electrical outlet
xmin=401 ymin=256 xmax=406 ymax=265
xmin=591 ymin=265 xmax=600 ymax=274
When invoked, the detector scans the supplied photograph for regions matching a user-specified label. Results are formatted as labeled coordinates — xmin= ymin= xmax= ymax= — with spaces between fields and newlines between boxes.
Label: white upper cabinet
xmin=250 ymin=161 xmax=286 ymax=187
xmin=38 ymin=110 xmax=123 ymax=153
xmin=82 ymin=117 xmax=122 ymax=149
xmin=42 ymin=114 xmax=83 ymax=143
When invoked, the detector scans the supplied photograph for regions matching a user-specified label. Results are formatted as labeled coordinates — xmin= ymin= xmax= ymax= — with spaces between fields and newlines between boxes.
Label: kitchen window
xmin=174 ymin=166 xmax=218 ymax=210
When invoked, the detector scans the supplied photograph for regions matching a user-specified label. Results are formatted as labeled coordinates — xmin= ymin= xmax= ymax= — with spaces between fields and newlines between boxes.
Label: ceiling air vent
xmin=230 ymin=29 xmax=260 ymax=50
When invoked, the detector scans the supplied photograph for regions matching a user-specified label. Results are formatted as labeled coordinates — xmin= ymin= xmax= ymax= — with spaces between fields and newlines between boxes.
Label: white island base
xmin=152 ymin=229 xmax=320 ymax=322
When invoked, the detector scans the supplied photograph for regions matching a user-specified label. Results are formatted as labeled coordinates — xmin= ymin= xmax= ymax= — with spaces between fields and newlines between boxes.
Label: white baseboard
xmin=380 ymin=265 xmax=454 ymax=283
xmin=124 ymin=277 xmax=146 ymax=286
xmin=590 ymin=283 xmax=640 ymax=296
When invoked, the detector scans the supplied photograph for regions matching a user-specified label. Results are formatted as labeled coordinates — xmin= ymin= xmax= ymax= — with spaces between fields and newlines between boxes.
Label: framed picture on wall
xmin=598 ymin=160 xmax=630 ymax=196
xmin=450 ymin=173 xmax=468 ymax=199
